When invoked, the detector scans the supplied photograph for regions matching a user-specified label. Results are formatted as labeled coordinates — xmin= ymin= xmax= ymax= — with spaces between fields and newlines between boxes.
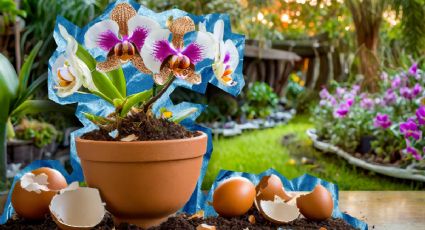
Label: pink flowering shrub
xmin=313 ymin=63 xmax=425 ymax=164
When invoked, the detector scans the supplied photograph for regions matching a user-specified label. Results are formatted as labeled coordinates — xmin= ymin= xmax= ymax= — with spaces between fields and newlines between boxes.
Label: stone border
xmin=307 ymin=129 xmax=425 ymax=182
xmin=202 ymin=110 xmax=295 ymax=137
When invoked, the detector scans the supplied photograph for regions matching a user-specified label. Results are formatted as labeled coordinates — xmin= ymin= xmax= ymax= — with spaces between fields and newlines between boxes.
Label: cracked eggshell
xmin=49 ymin=185 xmax=105 ymax=230
xmin=296 ymin=185 xmax=334 ymax=221
xmin=254 ymin=174 xmax=292 ymax=209
xmin=11 ymin=167 xmax=68 ymax=220
xmin=257 ymin=196 xmax=300 ymax=224
xmin=212 ymin=177 xmax=256 ymax=217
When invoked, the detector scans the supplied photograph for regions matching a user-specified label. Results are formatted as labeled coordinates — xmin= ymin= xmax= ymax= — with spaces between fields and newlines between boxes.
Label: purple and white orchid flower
xmin=52 ymin=25 xmax=95 ymax=97
xmin=84 ymin=3 xmax=160 ymax=73
xmin=200 ymin=19 xmax=239 ymax=87
xmin=141 ymin=16 xmax=215 ymax=85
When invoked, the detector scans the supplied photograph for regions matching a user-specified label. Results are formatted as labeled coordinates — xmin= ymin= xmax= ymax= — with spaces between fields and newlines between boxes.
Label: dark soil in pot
xmin=1 ymin=208 xmax=357 ymax=230
xmin=81 ymin=110 xmax=196 ymax=141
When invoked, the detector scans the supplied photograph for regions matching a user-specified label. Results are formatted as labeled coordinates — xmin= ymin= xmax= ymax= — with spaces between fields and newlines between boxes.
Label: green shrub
xmin=242 ymin=82 xmax=278 ymax=119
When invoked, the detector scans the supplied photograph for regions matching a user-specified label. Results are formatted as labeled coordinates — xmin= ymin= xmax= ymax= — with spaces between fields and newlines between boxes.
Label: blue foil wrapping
xmin=203 ymin=169 xmax=368 ymax=230
xmin=1 ymin=0 xmax=244 ymax=223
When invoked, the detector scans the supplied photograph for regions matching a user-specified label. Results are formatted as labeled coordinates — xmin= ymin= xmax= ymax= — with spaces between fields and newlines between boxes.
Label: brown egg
xmin=32 ymin=167 xmax=68 ymax=190
xmin=296 ymin=185 xmax=334 ymax=221
xmin=212 ymin=177 xmax=256 ymax=217
xmin=12 ymin=167 xmax=68 ymax=220
xmin=255 ymin=174 xmax=292 ymax=206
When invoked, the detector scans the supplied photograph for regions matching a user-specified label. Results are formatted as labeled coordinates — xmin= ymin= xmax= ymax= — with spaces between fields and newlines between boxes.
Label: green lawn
xmin=202 ymin=115 xmax=425 ymax=190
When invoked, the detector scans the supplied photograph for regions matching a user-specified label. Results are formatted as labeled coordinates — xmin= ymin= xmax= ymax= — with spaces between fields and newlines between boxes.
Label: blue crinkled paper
xmin=203 ymin=169 xmax=368 ymax=230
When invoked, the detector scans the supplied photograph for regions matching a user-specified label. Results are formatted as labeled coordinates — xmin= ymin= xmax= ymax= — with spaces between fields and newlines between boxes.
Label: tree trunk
xmin=0 ymin=122 xmax=7 ymax=183
xmin=347 ymin=0 xmax=386 ymax=92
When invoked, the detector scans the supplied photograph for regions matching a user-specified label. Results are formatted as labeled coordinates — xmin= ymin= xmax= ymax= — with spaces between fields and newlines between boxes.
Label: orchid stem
xmin=143 ymin=76 xmax=176 ymax=113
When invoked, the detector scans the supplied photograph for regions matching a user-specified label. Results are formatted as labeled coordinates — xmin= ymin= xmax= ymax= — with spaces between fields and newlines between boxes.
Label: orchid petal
xmin=153 ymin=66 xmax=172 ymax=85
xmin=52 ymin=55 xmax=83 ymax=97
xmin=185 ymin=71 xmax=201 ymax=85
xmin=223 ymin=39 xmax=239 ymax=71
xmin=74 ymin=57 xmax=97 ymax=91
xmin=213 ymin=19 xmax=224 ymax=43
xmin=142 ymin=29 xmax=174 ymax=73
xmin=58 ymin=25 xmax=78 ymax=55
xmin=127 ymin=15 xmax=160 ymax=50
xmin=97 ymin=55 xmax=121 ymax=72
xmin=85 ymin=19 xmax=120 ymax=51
xmin=198 ymin=21 xmax=207 ymax=32
xmin=181 ymin=31 xmax=215 ymax=64
xmin=130 ymin=55 xmax=151 ymax=74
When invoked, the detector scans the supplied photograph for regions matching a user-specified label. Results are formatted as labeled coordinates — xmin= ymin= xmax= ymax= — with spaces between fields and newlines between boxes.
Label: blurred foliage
xmin=20 ymin=0 xmax=108 ymax=77
xmin=242 ymin=82 xmax=278 ymax=119
xmin=0 ymin=0 xmax=26 ymax=33
xmin=390 ymin=0 xmax=425 ymax=57
xmin=14 ymin=119 xmax=59 ymax=148
xmin=285 ymin=72 xmax=305 ymax=108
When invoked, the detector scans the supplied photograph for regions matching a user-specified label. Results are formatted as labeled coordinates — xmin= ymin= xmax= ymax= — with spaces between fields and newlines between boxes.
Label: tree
xmin=346 ymin=0 xmax=388 ymax=92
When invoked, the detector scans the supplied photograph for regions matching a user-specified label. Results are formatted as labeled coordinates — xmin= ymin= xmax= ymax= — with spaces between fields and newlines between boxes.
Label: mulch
xmin=0 ymin=207 xmax=357 ymax=230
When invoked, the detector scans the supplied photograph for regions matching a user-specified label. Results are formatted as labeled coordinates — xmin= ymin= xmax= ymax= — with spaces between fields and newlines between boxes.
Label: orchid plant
xmin=49 ymin=2 xmax=242 ymax=139
xmin=313 ymin=62 xmax=425 ymax=165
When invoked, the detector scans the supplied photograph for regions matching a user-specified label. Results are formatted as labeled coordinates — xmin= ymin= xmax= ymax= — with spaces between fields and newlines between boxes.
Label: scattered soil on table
xmin=1 ymin=208 xmax=357 ymax=230
xmin=81 ymin=110 xmax=196 ymax=141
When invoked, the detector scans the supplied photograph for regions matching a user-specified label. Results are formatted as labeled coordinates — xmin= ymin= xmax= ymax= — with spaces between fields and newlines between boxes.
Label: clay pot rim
xmin=75 ymin=131 xmax=206 ymax=144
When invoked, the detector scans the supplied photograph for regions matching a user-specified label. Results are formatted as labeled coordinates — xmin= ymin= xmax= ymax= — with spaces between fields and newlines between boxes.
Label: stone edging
xmin=306 ymin=129 xmax=425 ymax=182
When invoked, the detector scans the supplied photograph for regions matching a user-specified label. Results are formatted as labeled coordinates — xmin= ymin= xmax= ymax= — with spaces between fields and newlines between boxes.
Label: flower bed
xmin=311 ymin=63 xmax=425 ymax=179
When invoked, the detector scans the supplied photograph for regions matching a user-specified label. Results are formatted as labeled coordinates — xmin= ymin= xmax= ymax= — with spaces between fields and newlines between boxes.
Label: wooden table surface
xmin=1 ymin=191 xmax=424 ymax=229
xmin=339 ymin=191 xmax=425 ymax=230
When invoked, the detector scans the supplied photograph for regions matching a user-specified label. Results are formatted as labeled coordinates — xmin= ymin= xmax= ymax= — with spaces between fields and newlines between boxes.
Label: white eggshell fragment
xmin=49 ymin=186 xmax=105 ymax=229
xmin=259 ymin=197 xmax=300 ymax=224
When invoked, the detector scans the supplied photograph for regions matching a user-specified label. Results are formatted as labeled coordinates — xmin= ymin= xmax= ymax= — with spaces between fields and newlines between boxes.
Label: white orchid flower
xmin=53 ymin=25 xmax=95 ymax=97
xmin=200 ymin=19 xmax=239 ymax=87
xmin=84 ymin=3 xmax=160 ymax=73
xmin=142 ymin=16 xmax=215 ymax=85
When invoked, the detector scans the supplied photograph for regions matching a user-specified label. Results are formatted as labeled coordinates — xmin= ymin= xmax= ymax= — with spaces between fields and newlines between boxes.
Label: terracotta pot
xmin=76 ymin=132 xmax=207 ymax=228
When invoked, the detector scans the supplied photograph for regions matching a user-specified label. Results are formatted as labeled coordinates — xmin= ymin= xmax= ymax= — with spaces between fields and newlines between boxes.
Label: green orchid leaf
xmin=76 ymin=44 xmax=96 ymax=71
xmin=10 ymin=100 xmax=68 ymax=118
xmin=91 ymin=71 xmax=124 ymax=100
xmin=76 ymin=44 xmax=123 ymax=101
xmin=83 ymin=112 xmax=113 ymax=126
xmin=91 ymin=90 xmax=113 ymax=105
xmin=113 ymin=98 xmax=124 ymax=108
xmin=106 ymin=68 xmax=126 ymax=98
xmin=170 ymin=107 xmax=198 ymax=123
xmin=120 ymin=90 xmax=153 ymax=117
xmin=0 ymin=53 xmax=18 ymax=122
xmin=18 ymin=42 xmax=42 ymax=94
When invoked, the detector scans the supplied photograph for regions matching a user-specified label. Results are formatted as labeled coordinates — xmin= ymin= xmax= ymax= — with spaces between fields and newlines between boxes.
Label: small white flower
xmin=53 ymin=25 xmax=96 ymax=97
xmin=200 ymin=20 xmax=239 ymax=87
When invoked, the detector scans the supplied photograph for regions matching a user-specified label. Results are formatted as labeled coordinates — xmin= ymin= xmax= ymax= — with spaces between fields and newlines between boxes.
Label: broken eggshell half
xmin=257 ymin=196 xmax=300 ymax=224
xmin=49 ymin=182 xmax=105 ymax=230
xmin=254 ymin=174 xmax=292 ymax=210
xmin=254 ymin=174 xmax=300 ymax=224
xmin=295 ymin=185 xmax=334 ymax=221
xmin=11 ymin=167 xmax=68 ymax=220
xmin=254 ymin=174 xmax=334 ymax=223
